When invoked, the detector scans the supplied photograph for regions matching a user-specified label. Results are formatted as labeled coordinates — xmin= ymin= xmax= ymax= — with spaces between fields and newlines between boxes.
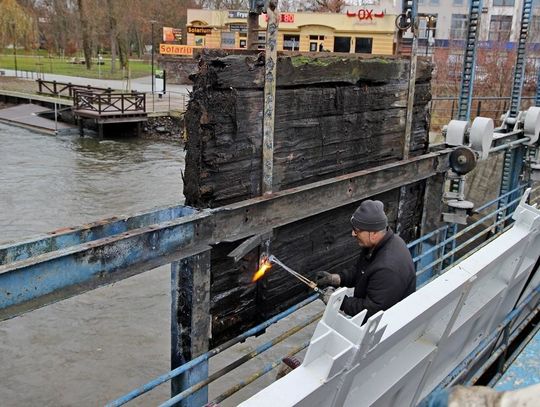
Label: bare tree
xmin=306 ymin=0 xmax=346 ymax=13
xmin=194 ymin=0 xmax=248 ymax=9
xmin=106 ymin=0 xmax=117 ymax=73
xmin=77 ymin=0 xmax=92 ymax=68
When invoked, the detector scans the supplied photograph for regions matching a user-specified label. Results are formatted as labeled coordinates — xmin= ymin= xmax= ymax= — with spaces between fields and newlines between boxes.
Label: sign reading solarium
xmin=159 ymin=44 xmax=194 ymax=56
xmin=187 ymin=26 xmax=213 ymax=35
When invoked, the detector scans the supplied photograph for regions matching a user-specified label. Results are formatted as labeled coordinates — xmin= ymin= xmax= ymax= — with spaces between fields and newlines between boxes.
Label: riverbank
xmin=0 ymin=75 xmax=187 ymax=142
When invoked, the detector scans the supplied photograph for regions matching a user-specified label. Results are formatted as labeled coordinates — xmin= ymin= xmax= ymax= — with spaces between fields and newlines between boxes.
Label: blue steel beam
xmin=0 ymin=152 xmax=447 ymax=321
xmin=0 ymin=205 xmax=196 ymax=265
xmin=0 ymin=212 xmax=204 ymax=320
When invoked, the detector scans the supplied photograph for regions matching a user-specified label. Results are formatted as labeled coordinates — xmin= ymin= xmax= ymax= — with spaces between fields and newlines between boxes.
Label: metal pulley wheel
xmin=395 ymin=13 xmax=412 ymax=31
xmin=524 ymin=106 xmax=540 ymax=146
xmin=446 ymin=120 xmax=469 ymax=146
xmin=449 ymin=146 xmax=477 ymax=175
xmin=469 ymin=117 xmax=494 ymax=160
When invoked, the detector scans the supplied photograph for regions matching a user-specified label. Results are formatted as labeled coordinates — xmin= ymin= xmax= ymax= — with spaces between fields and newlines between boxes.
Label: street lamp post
xmin=151 ymin=21 xmax=155 ymax=95
xmin=11 ymin=22 xmax=18 ymax=77
xmin=150 ymin=20 xmax=158 ymax=112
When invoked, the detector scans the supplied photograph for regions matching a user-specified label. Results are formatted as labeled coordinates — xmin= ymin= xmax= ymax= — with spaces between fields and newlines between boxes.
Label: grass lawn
xmin=0 ymin=53 xmax=152 ymax=80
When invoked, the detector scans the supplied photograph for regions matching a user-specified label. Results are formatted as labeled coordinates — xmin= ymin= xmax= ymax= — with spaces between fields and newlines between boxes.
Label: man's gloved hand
xmin=316 ymin=271 xmax=341 ymax=288
xmin=321 ymin=287 xmax=336 ymax=305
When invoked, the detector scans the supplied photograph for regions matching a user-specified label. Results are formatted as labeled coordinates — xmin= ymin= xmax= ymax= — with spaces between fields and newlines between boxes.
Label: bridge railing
xmin=73 ymin=90 xmax=146 ymax=115
xmin=106 ymin=185 xmax=540 ymax=407
xmin=36 ymin=79 xmax=113 ymax=98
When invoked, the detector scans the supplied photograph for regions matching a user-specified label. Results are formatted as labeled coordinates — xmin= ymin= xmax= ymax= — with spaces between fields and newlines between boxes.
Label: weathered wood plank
xmin=183 ymin=53 xmax=433 ymax=346
xmin=209 ymin=190 xmax=399 ymax=346
xmin=192 ymin=52 xmax=432 ymax=89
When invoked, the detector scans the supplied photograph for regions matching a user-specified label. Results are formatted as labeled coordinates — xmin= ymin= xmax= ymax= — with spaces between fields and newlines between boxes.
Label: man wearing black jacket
xmin=317 ymin=200 xmax=416 ymax=320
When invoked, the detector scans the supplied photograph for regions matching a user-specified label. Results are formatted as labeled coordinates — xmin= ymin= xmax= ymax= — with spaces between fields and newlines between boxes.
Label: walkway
xmin=1 ymin=69 xmax=191 ymax=114
xmin=0 ymin=103 xmax=76 ymax=134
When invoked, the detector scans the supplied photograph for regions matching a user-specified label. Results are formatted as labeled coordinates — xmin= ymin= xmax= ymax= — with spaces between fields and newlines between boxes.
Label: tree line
xmin=0 ymin=0 xmax=343 ymax=72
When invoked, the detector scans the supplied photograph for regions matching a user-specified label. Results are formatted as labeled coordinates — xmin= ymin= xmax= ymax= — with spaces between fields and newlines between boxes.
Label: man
xmin=317 ymin=200 xmax=416 ymax=320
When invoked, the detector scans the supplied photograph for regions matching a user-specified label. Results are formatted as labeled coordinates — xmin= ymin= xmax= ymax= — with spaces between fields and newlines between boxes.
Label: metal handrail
xmin=412 ymin=194 xmax=522 ymax=265
xmin=161 ymin=311 xmax=324 ymax=406
xmin=106 ymin=293 xmax=319 ymax=406
xmin=110 ymin=186 xmax=540 ymax=406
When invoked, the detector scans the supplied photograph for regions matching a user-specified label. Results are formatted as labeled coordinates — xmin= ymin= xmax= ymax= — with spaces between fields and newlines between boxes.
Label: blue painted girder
xmin=0 ymin=204 xmax=201 ymax=320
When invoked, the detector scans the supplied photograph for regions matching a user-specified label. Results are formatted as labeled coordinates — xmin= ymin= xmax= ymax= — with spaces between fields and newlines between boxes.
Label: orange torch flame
xmin=252 ymin=259 xmax=272 ymax=282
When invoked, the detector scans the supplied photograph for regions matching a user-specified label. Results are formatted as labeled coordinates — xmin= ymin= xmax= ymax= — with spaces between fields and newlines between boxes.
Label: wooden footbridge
xmin=37 ymin=79 xmax=147 ymax=137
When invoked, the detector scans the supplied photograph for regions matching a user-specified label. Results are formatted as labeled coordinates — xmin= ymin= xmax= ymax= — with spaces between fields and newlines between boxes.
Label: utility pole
xmin=247 ymin=0 xmax=266 ymax=50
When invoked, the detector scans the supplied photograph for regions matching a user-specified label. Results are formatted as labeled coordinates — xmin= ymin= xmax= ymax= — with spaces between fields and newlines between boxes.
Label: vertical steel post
xmin=507 ymin=0 xmax=532 ymax=120
xmin=403 ymin=0 xmax=418 ymax=160
xmin=151 ymin=21 xmax=155 ymax=96
xmin=444 ymin=0 xmax=484 ymax=265
xmin=497 ymin=146 xmax=525 ymax=231
xmin=259 ymin=3 xmax=279 ymax=313
xmin=171 ymin=250 xmax=211 ymax=407
xmin=536 ymin=67 xmax=540 ymax=107
xmin=419 ymin=173 xmax=447 ymax=278
xmin=456 ymin=0 xmax=483 ymax=121
xmin=497 ymin=0 xmax=532 ymax=229
xmin=262 ymin=4 xmax=278 ymax=194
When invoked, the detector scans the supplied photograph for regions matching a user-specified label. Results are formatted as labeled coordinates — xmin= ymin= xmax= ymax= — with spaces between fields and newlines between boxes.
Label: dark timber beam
xmin=0 ymin=151 xmax=451 ymax=320
xmin=171 ymin=250 xmax=211 ymax=407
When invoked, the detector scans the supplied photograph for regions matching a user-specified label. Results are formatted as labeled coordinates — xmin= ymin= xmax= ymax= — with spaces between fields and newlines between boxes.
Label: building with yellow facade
xmin=186 ymin=8 xmax=397 ymax=55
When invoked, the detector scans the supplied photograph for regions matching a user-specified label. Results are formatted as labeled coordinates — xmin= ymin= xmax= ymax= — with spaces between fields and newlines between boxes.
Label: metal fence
xmin=148 ymin=90 xmax=189 ymax=113
xmin=107 ymin=183 xmax=540 ymax=407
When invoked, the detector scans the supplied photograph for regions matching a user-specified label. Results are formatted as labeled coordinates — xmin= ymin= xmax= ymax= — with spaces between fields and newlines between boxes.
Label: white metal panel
xmin=239 ymin=193 xmax=540 ymax=407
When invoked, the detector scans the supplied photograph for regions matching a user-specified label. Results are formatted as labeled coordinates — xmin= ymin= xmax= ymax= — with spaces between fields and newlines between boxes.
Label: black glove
xmin=321 ymin=287 xmax=336 ymax=304
xmin=316 ymin=271 xmax=341 ymax=288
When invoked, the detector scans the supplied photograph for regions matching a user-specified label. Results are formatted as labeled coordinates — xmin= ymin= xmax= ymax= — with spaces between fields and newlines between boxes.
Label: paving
xmin=0 ymin=103 xmax=76 ymax=133
xmin=0 ymin=69 xmax=191 ymax=114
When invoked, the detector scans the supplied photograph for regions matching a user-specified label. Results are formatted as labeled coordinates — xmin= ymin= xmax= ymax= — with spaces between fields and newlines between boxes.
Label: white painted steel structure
xmin=241 ymin=191 xmax=540 ymax=407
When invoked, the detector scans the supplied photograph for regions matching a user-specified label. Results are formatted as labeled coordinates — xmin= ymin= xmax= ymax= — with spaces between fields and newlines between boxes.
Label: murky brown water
xmin=0 ymin=122 xmax=317 ymax=406
xmin=0 ymin=122 xmax=185 ymax=243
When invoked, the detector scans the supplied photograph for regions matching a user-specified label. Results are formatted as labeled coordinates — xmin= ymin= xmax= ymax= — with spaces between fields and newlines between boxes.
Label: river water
xmin=0 ymin=122 xmax=320 ymax=406
xmin=0 ymin=122 xmax=185 ymax=243
xmin=0 ymin=122 xmax=187 ymax=405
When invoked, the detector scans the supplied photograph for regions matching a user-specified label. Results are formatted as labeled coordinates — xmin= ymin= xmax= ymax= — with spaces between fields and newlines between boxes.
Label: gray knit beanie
xmin=350 ymin=200 xmax=388 ymax=232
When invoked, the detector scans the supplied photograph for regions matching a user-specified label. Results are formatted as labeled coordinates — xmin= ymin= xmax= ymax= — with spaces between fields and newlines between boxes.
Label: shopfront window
xmin=334 ymin=37 xmax=351 ymax=53
xmin=228 ymin=23 xmax=247 ymax=33
xmin=283 ymin=34 xmax=300 ymax=51
xmin=194 ymin=35 xmax=205 ymax=47
xmin=221 ymin=32 xmax=235 ymax=49
xmin=309 ymin=35 xmax=325 ymax=52
xmin=355 ymin=37 xmax=373 ymax=54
